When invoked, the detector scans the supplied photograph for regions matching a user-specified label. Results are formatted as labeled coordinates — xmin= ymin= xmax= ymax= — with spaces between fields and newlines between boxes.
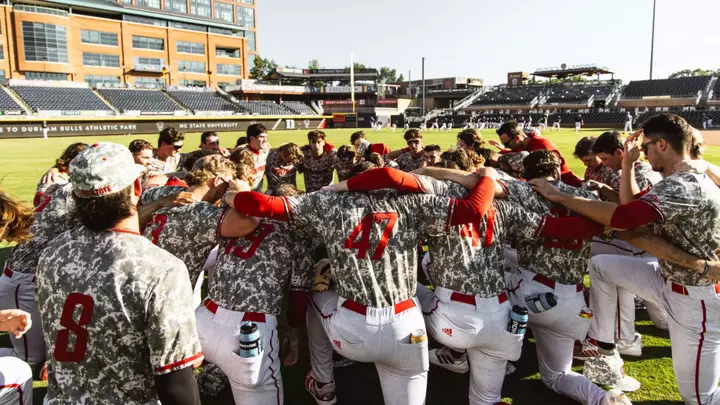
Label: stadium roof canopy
xmin=531 ymin=64 xmax=614 ymax=79
xmin=273 ymin=67 xmax=378 ymax=80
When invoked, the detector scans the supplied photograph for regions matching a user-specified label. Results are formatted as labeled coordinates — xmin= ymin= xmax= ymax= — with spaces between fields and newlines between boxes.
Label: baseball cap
xmin=70 ymin=142 xmax=146 ymax=198
xmin=582 ymin=352 xmax=641 ymax=392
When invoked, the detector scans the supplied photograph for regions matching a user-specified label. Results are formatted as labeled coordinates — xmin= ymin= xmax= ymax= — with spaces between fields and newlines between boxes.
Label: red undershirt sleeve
xmin=610 ymin=200 xmax=662 ymax=229
xmin=560 ymin=170 xmax=583 ymax=187
xmin=232 ymin=192 xmax=290 ymax=221
xmin=448 ymin=176 xmax=495 ymax=225
xmin=347 ymin=167 xmax=426 ymax=193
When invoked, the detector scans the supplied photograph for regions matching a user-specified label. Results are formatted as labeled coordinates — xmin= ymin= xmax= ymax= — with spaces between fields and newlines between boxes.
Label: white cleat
xmin=616 ymin=333 xmax=643 ymax=357
xmin=429 ymin=346 xmax=469 ymax=374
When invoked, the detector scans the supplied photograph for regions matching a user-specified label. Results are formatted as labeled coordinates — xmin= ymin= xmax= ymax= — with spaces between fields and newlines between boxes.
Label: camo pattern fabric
xmin=36 ymin=173 xmax=69 ymax=195
xmin=395 ymin=152 xmax=426 ymax=173
xmin=417 ymin=176 xmax=545 ymax=298
xmin=210 ymin=219 xmax=313 ymax=313
xmin=142 ymin=202 xmax=226 ymax=286
xmin=5 ymin=183 xmax=78 ymax=275
xmin=639 ymin=172 xmax=720 ymax=286
xmin=236 ymin=145 xmax=270 ymax=192
xmin=583 ymin=353 xmax=626 ymax=389
xmin=264 ymin=150 xmax=299 ymax=194
xmin=334 ymin=158 xmax=355 ymax=182
xmin=140 ymin=185 xmax=187 ymax=206
xmin=502 ymin=179 xmax=598 ymax=285
xmin=584 ymin=165 xmax=615 ymax=185
xmin=148 ymin=153 xmax=183 ymax=176
xmin=36 ymin=227 xmax=202 ymax=405
xmin=609 ymin=161 xmax=662 ymax=192
xmin=286 ymin=190 xmax=454 ymax=307
xmin=300 ymin=146 xmax=337 ymax=192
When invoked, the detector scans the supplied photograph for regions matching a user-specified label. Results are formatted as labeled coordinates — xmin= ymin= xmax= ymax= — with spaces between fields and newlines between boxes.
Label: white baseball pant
xmin=590 ymin=238 xmax=669 ymax=338
xmin=0 ymin=270 xmax=45 ymax=371
xmin=416 ymin=285 xmax=522 ymax=405
xmin=575 ymin=122 xmax=581 ymax=133
xmin=195 ymin=299 xmax=282 ymax=405
xmin=307 ymin=291 xmax=428 ymax=405
xmin=588 ymin=255 xmax=720 ymax=405
xmin=539 ymin=123 xmax=547 ymax=132
xmin=0 ymin=357 xmax=33 ymax=405
xmin=623 ymin=122 xmax=633 ymax=132
xmin=552 ymin=123 xmax=561 ymax=131
xmin=506 ymin=268 xmax=608 ymax=405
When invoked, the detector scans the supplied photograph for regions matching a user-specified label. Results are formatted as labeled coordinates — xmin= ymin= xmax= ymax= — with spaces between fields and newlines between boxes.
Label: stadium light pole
xmin=421 ymin=57 xmax=426 ymax=115
xmin=350 ymin=52 xmax=355 ymax=113
xmin=649 ymin=0 xmax=657 ymax=79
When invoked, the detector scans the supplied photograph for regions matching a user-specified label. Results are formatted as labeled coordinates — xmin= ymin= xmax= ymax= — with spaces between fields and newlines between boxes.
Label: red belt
xmin=450 ymin=291 xmax=508 ymax=306
xmin=533 ymin=274 xmax=583 ymax=292
xmin=670 ymin=281 xmax=720 ymax=296
xmin=202 ymin=299 xmax=266 ymax=323
xmin=342 ymin=298 xmax=416 ymax=316
xmin=3 ymin=266 xmax=36 ymax=283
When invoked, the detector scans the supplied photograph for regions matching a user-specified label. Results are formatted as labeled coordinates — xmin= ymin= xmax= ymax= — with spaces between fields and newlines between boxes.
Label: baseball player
xmin=141 ymin=155 xmax=260 ymax=307
xmin=148 ymin=127 xmax=186 ymax=175
xmin=224 ymin=166 xmax=499 ymax=405
xmin=394 ymin=129 xmax=427 ymax=172
xmin=34 ymin=142 xmax=88 ymax=206
xmin=264 ymin=143 xmax=303 ymax=195
xmin=552 ymin=115 xmax=561 ymax=132
xmin=392 ymin=122 xmax=397 ymax=132
xmin=299 ymin=131 xmax=338 ymax=192
xmin=403 ymin=121 xmax=410 ymax=131
xmin=350 ymin=131 xmax=391 ymax=162
xmin=573 ymin=137 xmax=615 ymax=186
xmin=539 ymin=112 xmax=549 ymax=132
xmin=623 ymin=112 xmax=633 ymax=134
xmin=575 ymin=114 xmax=583 ymax=134
xmin=36 ymin=142 xmax=203 ymax=404
xmin=529 ymin=113 xmax=720 ymax=405
xmin=447 ymin=118 xmax=453 ymax=132
xmin=423 ymin=145 xmax=442 ymax=167
xmin=440 ymin=120 xmax=448 ymax=132
xmin=235 ymin=124 xmax=271 ymax=192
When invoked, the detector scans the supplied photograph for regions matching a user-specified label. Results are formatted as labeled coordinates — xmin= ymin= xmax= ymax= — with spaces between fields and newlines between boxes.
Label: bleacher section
xmin=237 ymin=101 xmax=295 ymax=115
xmin=0 ymin=89 xmax=25 ymax=114
xmin=471 ymin=86 xmax=540 ymax=107
xmin=167 ymin=90 xmax=246 ymax=114
xmin=12 ymin=86 xmax=112 ymax=113
xmin=283 ymin=101 xmax=316 ymax=115
xmin=622 ymin=76 xmax=711 ymax=98
xmin=544 ymin=86 xmax=593 ymax=104
xmin=98 ymin=88 xmax=184 ymax=114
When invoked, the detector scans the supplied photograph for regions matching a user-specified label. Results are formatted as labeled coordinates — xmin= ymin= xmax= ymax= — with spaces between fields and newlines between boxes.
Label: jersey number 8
xmin=54 ymin=293 xmax=95 ymax=362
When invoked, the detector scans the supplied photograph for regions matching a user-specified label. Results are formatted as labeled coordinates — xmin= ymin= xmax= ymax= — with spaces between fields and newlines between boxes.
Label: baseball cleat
xmin=305 ymin=372 xmax=337 ymax=405
xmin=429 ymin=346 xmax=469 ymax=374
xmin=574 ymin=338 xmax=601 ymax=360
xmin=603 ymin=389 xmax=632 ymax=404
xmin=584 ymin=350 xmax=641 ymax=393
xmin=616 ymin=333 xmax=643 ymax=357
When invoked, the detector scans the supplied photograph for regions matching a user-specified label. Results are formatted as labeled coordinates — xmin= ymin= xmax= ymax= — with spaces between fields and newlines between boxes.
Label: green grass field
xmin=1 ymin=127 xmax=719 ymax=405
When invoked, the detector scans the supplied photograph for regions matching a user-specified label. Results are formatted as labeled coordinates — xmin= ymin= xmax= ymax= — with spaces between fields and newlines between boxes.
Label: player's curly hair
xmin=403 ymin=128 xmax=423 ymax=141
xmin=474 ymin=147 xmax=495 ymax=164
xmin=277 ymin=143 xmax=304 ymax=165
xmin=457 ymin=128 xmax=484 ymax=148
xmin=128 ymin=139 xmax=153 ymax=154
xmin=523 ymin=150 xmax=561 ymax=180
xmin=182 ymin=149 xmax=220 ymax=172
xmin=185 ymin=155 xmax=237 ymax=187
xmin=229 ymin=149 xmax=256 ymax=185
xmin=337 ymin=145 xmax=356 ymax=162
xmin=366 ymin=152 xmax=384 ymax=168
xmin=348 ymin=162 xmax=377 ymax=178
xmin=0 ymin=189 xmax=33 ymax=244
xmin=440 ymin=148 xmax=475 ymax=172
xmin=74 ymin=185 xmax=136 ymax=232
xmin=158 ymin=127 xmax=184 ymax=147
xmin=307 ymin=130 xmax=327 ymax=143
xmin=690 ymin=128 xmax=705 ymax=159
xmin=273 ymin=184 xmax=303 ymax=197
xmin=56 ymin=143 xmax=88 ymax=173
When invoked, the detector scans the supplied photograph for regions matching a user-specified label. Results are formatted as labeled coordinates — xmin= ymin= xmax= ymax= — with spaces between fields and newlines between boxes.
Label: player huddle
xmin=0 ymin=113 xmax=719 ymax=405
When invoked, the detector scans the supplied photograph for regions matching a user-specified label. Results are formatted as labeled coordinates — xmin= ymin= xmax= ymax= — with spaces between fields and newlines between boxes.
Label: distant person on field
xmin=575 ymin=114 xmax=583 ymax=134
xmin=35 ymin=142 xmax=88 ymax=206
xmin=552 ymin=114 xmax=561 ymax=132
xmin=623 ymin=112 xmax=633 ymax=133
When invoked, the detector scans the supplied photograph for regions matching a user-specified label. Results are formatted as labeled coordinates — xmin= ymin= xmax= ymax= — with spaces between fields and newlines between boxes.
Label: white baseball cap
xmin=70 ymin=142 xmax=146 ymax=198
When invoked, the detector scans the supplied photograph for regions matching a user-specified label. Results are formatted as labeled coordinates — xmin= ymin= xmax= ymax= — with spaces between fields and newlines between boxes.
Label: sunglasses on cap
xmin=172 ymin=143 xmax=183 ymax=150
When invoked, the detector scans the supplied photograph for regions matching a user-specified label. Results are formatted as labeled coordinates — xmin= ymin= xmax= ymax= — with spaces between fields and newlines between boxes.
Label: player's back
xmin=37 ymin=226 xmax=201 ymax=405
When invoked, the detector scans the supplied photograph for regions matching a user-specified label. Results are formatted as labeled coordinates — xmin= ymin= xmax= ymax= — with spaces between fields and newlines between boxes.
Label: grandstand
xmin=10 ymin=85 xmax=113 ymax=114
xmin=167 ymin=89 xmax=246 ymax=115
xmin=98 ymin=88 xmax=185 ymax=115
xmin=0 ymin=89 xmax=25 ymax=115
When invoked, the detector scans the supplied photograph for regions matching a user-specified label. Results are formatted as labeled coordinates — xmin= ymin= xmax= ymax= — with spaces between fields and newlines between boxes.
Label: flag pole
xmin=350 ymin=52 xmax=355 ymax=113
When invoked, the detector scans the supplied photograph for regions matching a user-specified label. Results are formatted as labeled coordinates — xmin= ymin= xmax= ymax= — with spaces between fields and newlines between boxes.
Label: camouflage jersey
xmin=264 ymin=150 xmax=299 ymax=194
xmin=37 ymin=227 xmax=202 ymax=405
xmin=395 ymin=151 xmax=426 ymax=173
xmin=584 ymin=164 xmax=614 ymax=185
xmin=639 ymin=171 xmax=720 ymax=286
xmin=418 ymin=176 xmax=546 ymax=298
xmin=609 ymin=161 xmax=662 ymax=192
xmin=501 ymin=178 xmax=598 ymax=285
xmin=5 ymin=183 xmax=78 ymax=276
xmin=300 ymin=146 xmax=337 ymax=192
xmin=286 ymin=190 xmax=461 ymax=307
xmin=140 ymin=185 xmax=187 ymax=205
xmin=237 ymin=145 xmax=270 ymax=192
xmin=210 ymin=219 xmax=313 ymax=313
xmin=334 ymin=156 xmax=356 ymax=182
xmin=148 ymin=153 xmax=183 ymax=176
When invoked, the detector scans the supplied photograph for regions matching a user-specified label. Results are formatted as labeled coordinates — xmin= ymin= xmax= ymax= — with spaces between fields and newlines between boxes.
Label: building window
xmin=0 ymin=45 xmax=3 ymax=60
xmin=217 ymin=81 xmax=232 ymax=88
xmin=190 ymin=0 xmax=211 ymax=17
xmin=121 ymin=0 xmax=132 ymax=4
xmin=236 ymin=6 xmax=254 ymax=28
xmin=247 ymin=54 xmax=255 ymax=71
xmin=245 ymin=31 xmax=256 ymax=51
xmin=240 ymin=0 xmax=253 ymax=4
xmin=177 ymin=40 xmax=205 ymax=55
xmin=25 ymin=71 xmax=67 ymax=81
xmin=132 ymin=35 xmax=164 ymax=51
xmin=133 ymin=57 xmax=165 ymax=73
xmin=135 ymin=76 xmax=166 ymax=88
xmin=216 ymin=47 xmax=240 ymax=58
xmin=136 ymin=0 xmax=160 ymax=8
xmin=165 ymin=0 xmax=187 ymax=13
xmin=217 ymin=63 xmax=241 ymax=76
xmin=169 ymin=21 xmax=206 ymax=32
xmin=14 ymin=4 xmax=68 ymax=16
xmin=180 ymin=79 xmax=206 ymax=87
xmin=81 ymin=30 xmax=118 ymax=46
xmin=85 ymin=75 xmax=121 ymax=86
xmin=22 ymin=21 xmax=68 ymax=63
xmin=83 ymin=52 xmax=120 ymax=68
xmin=214 ymin=1 xmax=233 ymax=22
xmin=178 ymin=60 xmax=206 ymax=73
xmin=124 ymin=15 xmax=167 ymax=27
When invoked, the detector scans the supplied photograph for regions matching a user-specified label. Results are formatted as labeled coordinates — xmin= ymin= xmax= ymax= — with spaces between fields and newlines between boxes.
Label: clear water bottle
xmin=507 ymin=305 xmax=529 ymax=335
xmin=525 ymin=293 xmax=557 ymax=314
xmin=238 ymin=321 xmax=260 ymax=358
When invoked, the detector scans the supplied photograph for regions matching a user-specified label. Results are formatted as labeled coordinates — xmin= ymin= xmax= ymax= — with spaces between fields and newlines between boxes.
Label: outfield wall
xmin=0 ymin=116 xmax=330 ymax=138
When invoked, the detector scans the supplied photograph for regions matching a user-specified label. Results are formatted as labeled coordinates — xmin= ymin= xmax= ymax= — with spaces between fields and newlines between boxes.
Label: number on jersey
xmin=148 ymin=214 xmax=168 ymax=245
xmin=345 ymin=212 xmax=398 ymax=260
xmin=54 ymin=293 xmax=95 ymax=362
xmin=224 ymin=223 xmax=274 ymax=259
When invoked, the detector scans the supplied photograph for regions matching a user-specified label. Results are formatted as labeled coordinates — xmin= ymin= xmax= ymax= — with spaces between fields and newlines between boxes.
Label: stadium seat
xmin=167 ymin=90 xmax=246 ymax=114
xmin=622 ymin=77 xmax=711 ymax=98
xmin=11 ymin=86 xmax=112 ymax=113
xmin=236 ymin=100 xmax=295 ymax=115
xmin=0 ymin=87 xmax=25 ymax=114
xmin=283 ymin=101 xmax=316 ymax=115
xmin=98 ymin=88 xmax=184 ymax=114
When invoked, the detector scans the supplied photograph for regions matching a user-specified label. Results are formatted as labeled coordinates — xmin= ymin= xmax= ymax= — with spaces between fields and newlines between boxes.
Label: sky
xmin=256 ymin=0 xmax=720 ymax=85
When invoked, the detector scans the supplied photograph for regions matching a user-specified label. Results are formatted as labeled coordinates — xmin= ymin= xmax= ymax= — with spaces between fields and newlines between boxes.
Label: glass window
xmin=178 ymin=60 xmax=206 ymax=73
xmin=177 ymin=40 xmax=205 ymax=55
xmin=82 ymin=52 xmax=120 ymax=68
xmin=247 ymin=54 xmax=255 ymax=71
xmin=240 ymin=0 xmax=253 ymax=4
xmin=165 ymin=0 xmax=187 ymax=13
xmin=80 ymin=30 xmax=118 ymax=46
xmin=25 ymin=71 xmax=67 ymax=81
xmin=214 ymin=1 xmax=233 ymax=22
xmin=217 ymin=81 xmax=232 ymax=88
xmin=190 ymin=0 xmax=211 ymax=17
xmin=217 ymin=63 xmax=241 ymax=76
xmin=245 ymin=31 xmax=256 ymax=51
xmin=0 ymin=45 xmax=3 ymax=60
xmin=136 ymin=0 xmax=160 ymax=8
xmin=169 ymin=21 xmax=206 ymax=32
xmin=216 ymin=47 xmax=240 ymax=58
xmin=132 ymin=35 xmax=164 ymax=51
xmin=236 ymin=6 xmax=254 ymax=28
xmin=21 ymin=21 xmax=68 ymax=63
xmin=135 ymin=76 xmax=166 ymax=88
xmin=121 ymin=0 xmax=132 ymax=4
xmin=179 ymin=79 xmax=206 ymax=87
xmin=0 ymin=70 xmax=5 ymax=79
xmin=14 ymin=4 xmax=68 ymax=16
xmin=85 ymin=75 xmax=121 ymax=86
xmin=124 ymin=15 xmax=167 ymax=27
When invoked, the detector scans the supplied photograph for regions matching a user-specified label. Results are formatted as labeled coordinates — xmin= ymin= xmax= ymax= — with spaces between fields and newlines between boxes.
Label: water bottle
xmin=238 ymin=321 xmax=260 ymax=358
xmin=525 ymin=293 xmax=557 ymax=314
xmin=507 ymin=305 xmax=528 ymax=335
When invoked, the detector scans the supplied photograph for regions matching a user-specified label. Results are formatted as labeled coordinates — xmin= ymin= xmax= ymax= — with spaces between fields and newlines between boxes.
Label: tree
xmin=250 ymin=56 xmax=278 ymax=80
xmin=378 ymin=66 xmax=398 ymax=84
xmin=308 ymin=59 xmax=321 ymax=70
xmin=397 ymin=73 xmax=405 ymax=83
xmin=668 ymin=68 xmax=713 ymax=79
